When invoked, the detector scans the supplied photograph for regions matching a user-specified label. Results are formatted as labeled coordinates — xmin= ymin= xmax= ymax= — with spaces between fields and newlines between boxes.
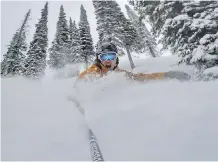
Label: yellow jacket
xmin=78 ymin=63 xmax=167 ymax=81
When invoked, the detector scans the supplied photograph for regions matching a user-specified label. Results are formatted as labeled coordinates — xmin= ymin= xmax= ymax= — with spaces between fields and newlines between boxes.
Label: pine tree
xmin=130 ymin=0 xmax=218 ymax=70
xmin=128 ymin=0 xmax=161 ymax=36
xmin=1 ymin=9 xmax=31 ymax=77
xmin=191 ymin=33 xmax=218 ymax=71
xmin=23 ymin=2 xmax=48 ymax=79
xmin=125 ymin=4 xmax=159 ymax=57
xmin=69 ymin=18 xmax=74 ymax=43
xmin=79 ymin=5 xmax=94 ymax=68
xmin=93 ymin=0 xmax=137 ymax=69
xmin=48 ymin=5 xmax=69 ymax=69
xmin=128 ymin=1 xmax=184 ymax=38
xmin=93 ymin=1 xmax=119 ymax=42
xmin=119 ymin=17 xmax=137 ymax=69
xmin=65 ymin=17 xmax=74 ymax=64
xmin=161 ymin=1 xmax=218 ymax=70
xmin=180 ymin=1 xmax=218 ymax=70
xmin=93 ymin=0 xmax=125 ymax=55
xmin=112 ymin=1 xmax=137 ymax=69
xmin=67 ymin=18 xmax=81 ymax=63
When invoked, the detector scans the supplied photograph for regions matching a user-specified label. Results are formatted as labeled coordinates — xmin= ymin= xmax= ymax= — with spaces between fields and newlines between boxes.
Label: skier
xmin=77 ymin=42 xmax=190 ymax=81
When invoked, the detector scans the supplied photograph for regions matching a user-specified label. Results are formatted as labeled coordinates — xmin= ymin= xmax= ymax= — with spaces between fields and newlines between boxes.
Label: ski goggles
xmin=98 ymin=52 xmax=117 ymax=61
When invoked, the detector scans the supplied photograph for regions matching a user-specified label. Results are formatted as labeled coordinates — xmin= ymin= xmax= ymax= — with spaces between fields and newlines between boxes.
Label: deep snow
xmin=1 ymin=55 xmax=218 ymax=160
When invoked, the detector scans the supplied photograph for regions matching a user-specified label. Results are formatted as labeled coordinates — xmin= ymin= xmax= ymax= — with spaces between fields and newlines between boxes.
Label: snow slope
xmin=2 ymin=55 xmax=218 ymax=160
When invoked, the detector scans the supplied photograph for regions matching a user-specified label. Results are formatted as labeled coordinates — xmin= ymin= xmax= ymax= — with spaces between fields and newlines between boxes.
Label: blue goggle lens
xmin=99 ymin=52 xmax=117 ymax=61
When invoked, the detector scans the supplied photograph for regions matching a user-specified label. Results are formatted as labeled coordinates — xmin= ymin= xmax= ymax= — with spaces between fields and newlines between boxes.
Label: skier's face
xmin=99 ymin=52 xmax=117 ymax=69
xmin=102 ymin=60 xmax=116 ymax=69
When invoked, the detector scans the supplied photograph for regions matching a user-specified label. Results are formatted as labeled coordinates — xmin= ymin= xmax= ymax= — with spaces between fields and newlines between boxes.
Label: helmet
xmin=97 ymin=42 xmax=118 ymax=54
xmin=95 ymin=42 xmax=119 ymax=69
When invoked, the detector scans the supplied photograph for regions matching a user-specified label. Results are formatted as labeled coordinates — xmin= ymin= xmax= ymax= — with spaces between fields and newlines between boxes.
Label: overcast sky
xmin=1 ymin=0 xmax=129 ymax=59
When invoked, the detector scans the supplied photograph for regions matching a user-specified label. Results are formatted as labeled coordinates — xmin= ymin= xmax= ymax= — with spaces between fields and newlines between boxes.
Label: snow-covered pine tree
xmin=48 ymin=5 xmax=69 ymax=69
xmin=125 ymin=4 xmax=159 ymax=57
xmin=161 ymin=1 xmax=218 ymax=70
xmin=125 ymin=4 xmax=143 ymax=52
xmin=1 ymin=9 xmax=31 ymax=77
xmin=66 ymin=17 xmax=75 ymax=64
xmin=23 ymin=2 xmax=48 ymax=79
xmin=119 ymin=17 xmax=137 ymax=69
xmin=93 ymin=0 xmax=128 ymax=56
xmin=68 ymin=18 xmax=82 ymax=63
xmin=128 ymin=1 xmax=184 ymax=39
xmin=93 ymin=1 xmax=121 ymax=45
xmin=79 ymin=5 xmax=95 ymax=68
xmin=112 ymin=1 xmax=137 ymax=69
xmin=151 ymin=1 xmax=183 ymax=37
xmin=181 ymin=1 xmax=218 ymax=70
xmin=93 ymin=0 xmax=136 ymax=69
xmin=130 ymin=1 xmax=218 ymax=70
xmin=69 ymin=17 xmax=74 ymax=43
xmin=191 ymin=32 xmax=218 ymax=71
xmin=128 ymin=0 xmax=162 ymax=36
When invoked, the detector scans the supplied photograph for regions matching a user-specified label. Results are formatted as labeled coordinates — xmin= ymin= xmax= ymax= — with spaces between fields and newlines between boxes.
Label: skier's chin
xmin=105 ymin=65 xmax=112 ymax=68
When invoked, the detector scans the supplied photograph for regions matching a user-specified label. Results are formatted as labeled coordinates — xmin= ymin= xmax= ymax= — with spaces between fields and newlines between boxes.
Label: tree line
xmin=1 ymin=1 xmax=161 ymax=79
xmin=129 ymin=0 xmax=218 ymax=72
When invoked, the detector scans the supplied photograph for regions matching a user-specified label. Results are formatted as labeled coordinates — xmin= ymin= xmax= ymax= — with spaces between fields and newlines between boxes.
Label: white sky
xmin=1 ymin=0 xmax=129 ymax=59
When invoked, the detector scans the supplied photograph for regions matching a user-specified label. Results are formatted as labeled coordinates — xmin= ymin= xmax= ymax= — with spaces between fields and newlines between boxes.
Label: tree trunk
xmin=125 ymin=45 xmax=135 ymax=70
xmin=84 ymin=55 xmax=88 ymax=69
xmin=148 ymin=45 xmax=156 ymax=57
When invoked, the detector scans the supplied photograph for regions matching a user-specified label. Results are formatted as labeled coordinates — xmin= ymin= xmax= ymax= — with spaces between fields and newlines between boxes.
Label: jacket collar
xmin=99 ymin=63 xmax=119 ymax=73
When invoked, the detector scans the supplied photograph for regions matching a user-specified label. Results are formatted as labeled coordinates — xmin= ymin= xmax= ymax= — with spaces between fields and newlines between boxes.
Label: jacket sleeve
xmin=123 ymin=70 xmax=190 ymax=81
xmin=124 ymin=71 xmax=167 ymax=81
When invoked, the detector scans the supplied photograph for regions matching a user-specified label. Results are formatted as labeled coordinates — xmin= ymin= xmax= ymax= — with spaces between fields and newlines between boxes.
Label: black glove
xmin=165 ymin=71 xmax=191 ymax=81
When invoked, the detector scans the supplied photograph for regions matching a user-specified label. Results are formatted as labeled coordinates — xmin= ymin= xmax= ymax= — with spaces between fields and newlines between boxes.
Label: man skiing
xmin=77 ymin=42 xmax=190 ymax=81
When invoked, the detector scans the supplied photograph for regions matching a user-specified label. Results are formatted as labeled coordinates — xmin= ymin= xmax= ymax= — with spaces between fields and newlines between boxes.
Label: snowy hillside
xmin=2 ymin=55 xmax=218 ymax=161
